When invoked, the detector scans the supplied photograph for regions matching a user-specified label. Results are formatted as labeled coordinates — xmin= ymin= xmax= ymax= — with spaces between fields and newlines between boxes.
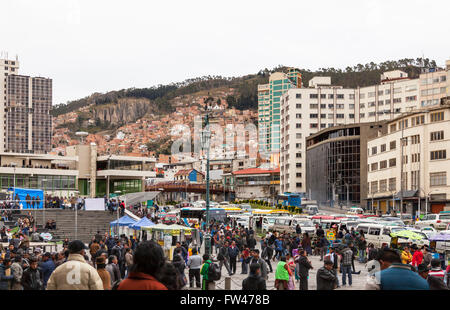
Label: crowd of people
xmin=0 ymin=214 xmax=449 ymax=291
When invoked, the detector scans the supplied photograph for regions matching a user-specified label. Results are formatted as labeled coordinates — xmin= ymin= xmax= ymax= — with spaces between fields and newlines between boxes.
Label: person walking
xmin=341 ymin=246 xmax=353 ymax=287
xmin=187 ymin=248 xmax=202 ymax=288
xmin=0 ymin=258 xmax=13 ymax=290
xmin=319 ymin=235 xmax=329 ymax=261
xmin=39 ymin=252 xmax=55 ymax=289
xmin=401 ymin=246 xmax=413 ymax=265
xmin=249 ymin=249 xmax=268 ymax=282
xmin=261 ymin=242 xmax=273 ymax=273
xmin=356 ymin=235 xmax=367 ymax=263
xmin=297 ymin=250 xmax=313 ymax=290
xmin=106 ymin=255 xmax=121 ymax=287
xmin=242 ymin=263 xmax=266 ymax=290
xmin=228 ymin=241 xmax=239 ymax=275
xmin=217 ymin=241 xmax=232 ymax=276
xmin=46 ymin=240 xmax=103 ymax=290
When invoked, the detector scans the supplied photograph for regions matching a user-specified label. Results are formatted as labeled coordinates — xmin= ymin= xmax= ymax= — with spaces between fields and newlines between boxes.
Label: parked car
xmin=415 ymin=212 xmax=450 ymax=230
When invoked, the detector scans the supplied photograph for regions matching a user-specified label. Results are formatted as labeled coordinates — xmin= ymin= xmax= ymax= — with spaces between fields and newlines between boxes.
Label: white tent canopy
xmin=119 ymin=191 xmax=160 ymax=206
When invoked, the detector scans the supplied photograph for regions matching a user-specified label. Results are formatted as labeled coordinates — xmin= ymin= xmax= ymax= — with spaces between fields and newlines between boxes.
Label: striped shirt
xmin=428 ymin=269 xmax=445 ymax=278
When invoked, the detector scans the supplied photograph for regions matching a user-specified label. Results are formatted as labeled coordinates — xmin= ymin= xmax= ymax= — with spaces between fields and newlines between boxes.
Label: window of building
xmin=337 ymin=94 xmax=344 ymax=99
xmin=372 ymin=146 xmax=377 ymax=155
xmin=296 ymin=113 xmax=302 ymax=119
xmin=296 ymin=133 xmax=302 ymax=139
xmin=390 ymin=124 xmax=397 ymax=132
xmin=296 ymin=183 xmax=302 ymax=188
xmin=310 ymin=94 xmax=318 ymax=99
xmin=320 ymin=94 xmax=326 ymax=99
xmin=296 ymin=123 xmax=301 ymax=128
xmin=393 ymin=98 xmax=402 ymax=103
xmin=379 ymin=179 xmax=387 ymax=192
xmin=349 ymin=94 xmax=355 ymax=99
xmin=430 ymin=172 xmax=447 ymax=186
xmin=336 ymin=104 xmax=344 ymax=109
xmin=310 ymin=104 xmax=318 ymax=109
xmin=388 ymin=178 xmax=396 ymax=191
xmin=336 ymin=114 xmax=344 ymax=118
xmin=349 ymin=114 xmax=355 ymax=118
xmin=310 ymin=123 xmax=318 ymax=128
xmin=296 ymin=93 xmax=302 ymax=99
xmin=296 ymin=163 xmax=302 ymax=168
xmin=371 ymin=162 xmax=378 ymax=171
xmin=380 ymin=160 xmax=387 ymax=169
xmin=430 ymin=131 xmax=444 ymax=141
xmin=381 ymin=144 xmax=386 ymax=152
xmin=310 ymin=114 xmax=318 ymax=118
xmin=296 ymin=104 xmax=302 ymax=109
xmin=296 ymin=173 xmax=302 ymax=177
xmin=328 ymin=94 xmax=334 ymax=99
xmin=389 ymin=158 xmax=396 ymax=167
xmin=371 ymin=181 xmax=378 ymax=193
xmin=430 ymin=150 xmax=446 ymax=160
xmin=411 ymin=135 xmax=420 ymax=144
xmin=430 ymin=111 xmax=444 ymax=122
xmin=320 ymin=104 xmax=326 ymax=109
xmin=411 ymin=153 xmax=420 ymax=163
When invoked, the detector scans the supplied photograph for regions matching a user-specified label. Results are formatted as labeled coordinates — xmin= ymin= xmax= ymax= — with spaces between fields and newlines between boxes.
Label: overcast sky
xmin=1 ymin=0 xmax=449 ymax=105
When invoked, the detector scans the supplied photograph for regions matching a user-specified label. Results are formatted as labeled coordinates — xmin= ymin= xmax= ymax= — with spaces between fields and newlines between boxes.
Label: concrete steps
xmin=12 ymin=210 xmax=118 ymax=243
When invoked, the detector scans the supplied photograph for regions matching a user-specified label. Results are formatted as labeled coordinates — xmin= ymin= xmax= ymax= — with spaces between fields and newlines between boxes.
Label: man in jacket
xmin=341 ymin=246 xmax=353 ymax=286
xmin=319 ymin=236 xmax=329 ymax=261
xmin=187 ymin=248 xmax=202 ymax=288
xmin=0 ymin=258 xmax=13 ymax=290
xmin=46 ymin=240 xmax=103 ymax=290
xmin=297 ymin=250 xmax=313 ymax=290
xmin=401 ymin=246 xmax=413 ymax=265
xmin=261 ymin=242 xmax=273 ymax=273
xmin=39 ymin=252 xmax=55 ymax=288
xmin=217 ymin=241 xmax=232 ymax=276
xmin=228 ymin=241 xmax=239 ymax=275
xmin=10 ymin=255 xmax=23 ymax=290
xmin=365 ymin=248 xmax=429 ymax=290
xmin=247 ymin=234 xmax=257 ymax=250
xmin=356 ymin=235 xmax=367 ymax=263
xmin=106 ymin=255 xmax=121 ymax=287
xmin=21 ymin=257 xmax=43 ymax=290
xmin=250 ymin=249 xmax=268 ymax=281
xmin=242 ymin=263 xmax=266 ymax=290
xmin=316 ymin=260 xmax=337 ymax=290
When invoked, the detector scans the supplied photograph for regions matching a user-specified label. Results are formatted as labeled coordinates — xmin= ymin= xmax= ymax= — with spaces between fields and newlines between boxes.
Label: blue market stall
xmin=9 ymin=187 xmax=44 ymax=209
xmin=109 ymin=215 xmax=137 ymax=237
xmin=129 ymin=217 xmax=155 ymax=230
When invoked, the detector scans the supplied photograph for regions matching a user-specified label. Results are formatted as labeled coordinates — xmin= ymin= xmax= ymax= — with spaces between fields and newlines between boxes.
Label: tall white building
xmin=0 ymin=56 xmax=20 ymax=152
xmin=281 ymin=64 xmax=450 ymax=195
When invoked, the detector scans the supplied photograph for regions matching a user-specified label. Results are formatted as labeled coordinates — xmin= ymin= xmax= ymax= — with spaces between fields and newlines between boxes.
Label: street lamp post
xmin=11 ymin=163 xmax=17 ymax=208
xmin=344 ymin=182 xmax=350 ymax=208
xmin=73 ymin=190 xmax=80 ymax=239
xmin=201 ymin=112 xmax=212 ymax=255
xmin=114 ymin=190 xmax=122 ymax=237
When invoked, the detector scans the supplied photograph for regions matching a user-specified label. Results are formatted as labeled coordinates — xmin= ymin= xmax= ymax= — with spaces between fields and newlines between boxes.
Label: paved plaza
xmin=184 ymin=246 xmax=369 ymax=290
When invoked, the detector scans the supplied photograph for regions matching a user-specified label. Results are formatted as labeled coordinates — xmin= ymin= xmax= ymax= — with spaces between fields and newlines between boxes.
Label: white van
xmin=271 ymin=217 xmax=315 ymax=234
xmin=356 ymin=224 xmax=396 ymax=248
xmin=303 ymin=204 xmax=319 ymax=215
xmin=261 ymin=216 xmax=278 ymax=233
xmin=347 ymin=207 xmax=364 ymax=215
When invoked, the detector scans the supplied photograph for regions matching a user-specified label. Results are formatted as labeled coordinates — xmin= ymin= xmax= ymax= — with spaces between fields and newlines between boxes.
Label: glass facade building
xmin=306 ymin=123 xmax=386 ymax=207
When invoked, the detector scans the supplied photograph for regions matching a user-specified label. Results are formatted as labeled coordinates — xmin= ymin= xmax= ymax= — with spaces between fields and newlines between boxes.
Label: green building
xmin=258 ymin=68 xmax=302 ymax=157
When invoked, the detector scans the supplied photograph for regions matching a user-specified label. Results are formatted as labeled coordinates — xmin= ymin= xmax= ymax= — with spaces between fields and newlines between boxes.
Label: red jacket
xmin=118 ymin=272 xmax=167 ymax=290
xmin=411 ymin=251 xmax=423 ymax=267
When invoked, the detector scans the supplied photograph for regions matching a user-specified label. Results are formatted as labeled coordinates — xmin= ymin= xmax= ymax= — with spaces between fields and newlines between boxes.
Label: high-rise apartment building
xmin=0 ymin=57 xmax=20 ymax=152
xmin=281 ymin=63 xmax=450 ymax=196
xmin=0 ymin=56 xmax=52 ymax=154
xmin=258 ymin=68 xmax=302 ymax=157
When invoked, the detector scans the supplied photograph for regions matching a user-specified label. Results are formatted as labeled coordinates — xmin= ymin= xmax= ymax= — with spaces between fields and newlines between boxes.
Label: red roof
xmin=232 ymin=167 xmax=280 ymax=175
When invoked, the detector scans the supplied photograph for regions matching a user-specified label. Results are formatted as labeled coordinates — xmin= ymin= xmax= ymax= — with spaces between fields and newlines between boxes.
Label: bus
xmin=180 ymin=207 xmax=226 ymax=226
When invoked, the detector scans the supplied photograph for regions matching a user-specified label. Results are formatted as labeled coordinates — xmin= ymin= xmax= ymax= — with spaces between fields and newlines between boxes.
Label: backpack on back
xmin=207 ymin=262 xmax=221 ymax=281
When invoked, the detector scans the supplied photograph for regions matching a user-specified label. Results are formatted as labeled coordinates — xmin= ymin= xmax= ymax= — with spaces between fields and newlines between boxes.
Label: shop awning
xmin=396 ymin=190 xmax=418 ymax=199
xmin=119 ymin=191 xmax=161 ymax=206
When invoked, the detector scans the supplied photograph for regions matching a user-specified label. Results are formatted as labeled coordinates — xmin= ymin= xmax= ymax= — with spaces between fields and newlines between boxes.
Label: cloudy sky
xmin=1 ymin=0 xmax=449 ymax=104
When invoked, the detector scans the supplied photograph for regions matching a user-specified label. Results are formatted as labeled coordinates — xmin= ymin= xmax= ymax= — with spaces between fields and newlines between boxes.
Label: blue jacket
xmin=39 ymin=260 xmax=55 ymax=287
xmin=228 ymin=246 xmax=239 ymax=259
xmin=275 ymin=239 xmax=283 ymax=251
xmin=0 ymin=264 xmax=14 ymax=290
xmin=377 ymin=263 xmax=429 ymax=290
